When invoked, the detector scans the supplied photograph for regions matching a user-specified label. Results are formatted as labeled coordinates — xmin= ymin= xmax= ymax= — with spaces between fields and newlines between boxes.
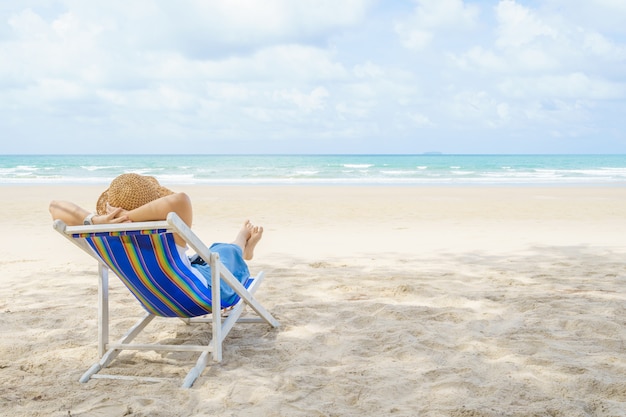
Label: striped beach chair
xmin=53 ymin=212 xmax=279 ymax=388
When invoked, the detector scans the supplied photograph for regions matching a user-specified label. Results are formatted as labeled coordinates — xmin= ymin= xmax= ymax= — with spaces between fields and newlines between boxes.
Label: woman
xmin=49 ymin=173 xmax=263 ymax=305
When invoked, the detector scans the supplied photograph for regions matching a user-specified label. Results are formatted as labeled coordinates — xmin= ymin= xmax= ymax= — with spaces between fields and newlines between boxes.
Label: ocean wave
xmin=2 ymin=155 xmax=626 ymax=185
xmin=343 ymin=164 xmax=373 ymax=168
xmin=81 ymin=165 xmax=123 ymax=171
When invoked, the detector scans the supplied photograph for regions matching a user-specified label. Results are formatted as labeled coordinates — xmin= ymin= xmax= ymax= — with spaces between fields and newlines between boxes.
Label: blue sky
xmin=1 ymin=0 xmax=625 ymax=154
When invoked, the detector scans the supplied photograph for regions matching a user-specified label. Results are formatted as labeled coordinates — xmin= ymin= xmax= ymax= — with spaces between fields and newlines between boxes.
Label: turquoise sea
xmin=1 ymin=154 xmax=626 ymax=186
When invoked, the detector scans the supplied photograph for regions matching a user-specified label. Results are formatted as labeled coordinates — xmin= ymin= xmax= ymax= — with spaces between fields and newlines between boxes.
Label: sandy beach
xmin=1 ymin=185 xmax=625 ymax=417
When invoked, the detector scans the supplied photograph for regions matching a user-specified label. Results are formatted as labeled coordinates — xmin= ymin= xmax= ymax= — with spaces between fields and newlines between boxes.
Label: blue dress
xmin=189 ymin=243 xmax=250 ymax=307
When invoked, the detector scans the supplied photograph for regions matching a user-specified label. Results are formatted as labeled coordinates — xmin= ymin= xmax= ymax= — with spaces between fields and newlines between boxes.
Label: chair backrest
xmin=73 ymin=229 xmax=214 ymax=318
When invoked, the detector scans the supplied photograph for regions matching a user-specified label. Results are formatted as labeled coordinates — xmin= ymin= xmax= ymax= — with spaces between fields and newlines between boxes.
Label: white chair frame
xmin=53 ymin=212 xmax=279 ymax=388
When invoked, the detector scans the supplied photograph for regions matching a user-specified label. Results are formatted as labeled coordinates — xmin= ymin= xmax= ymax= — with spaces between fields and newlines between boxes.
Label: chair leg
xmin=211 ymin=253 xmax=223 ymax=362
xmin=181 ymin=348 xmax=211 ymax=388
xmin=98 ymin=263 xmax=109 ymax=358
xmin=80 ymin=313 xmax=155 ymax=383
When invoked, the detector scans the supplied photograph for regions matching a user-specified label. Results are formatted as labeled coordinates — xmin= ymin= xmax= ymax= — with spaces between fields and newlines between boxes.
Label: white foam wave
xmin=344 ymin=164 xmax=373 ymax=168
xmin=81 ymin=165 xmax=123 ymax=171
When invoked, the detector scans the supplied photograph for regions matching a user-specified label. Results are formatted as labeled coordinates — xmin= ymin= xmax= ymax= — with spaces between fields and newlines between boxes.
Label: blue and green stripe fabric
xmin=74 ymin=229 xmax=239 ymax=318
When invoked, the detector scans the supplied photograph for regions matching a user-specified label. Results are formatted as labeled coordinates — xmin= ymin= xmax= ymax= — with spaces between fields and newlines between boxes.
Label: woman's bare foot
xmin=232 ymin=220 xmax=253 ymax=251
xmin=243 ymin=224 xmax=263 ymax=260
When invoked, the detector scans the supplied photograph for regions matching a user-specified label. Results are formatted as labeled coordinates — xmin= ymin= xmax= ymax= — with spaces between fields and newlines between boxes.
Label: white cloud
xmin=496 ymin=103 xmax=510 ymax=121
xmin=0 ymin=1 xmax=625 ymax=153
xmin=540 ymin=0 xmax=626 ymax=34
xmin=514 ymin=48 xmax=559 ymax=72
xmin=395 ymin=0 xmax=479 ymax=50
xmin=495 ymin=0 xmax=559 ymax=48
xmin=450 ymin=1 xmax=623 ymax=83
xmin=273 ymin=87 xmax=330 ymax=112
xmin=353 ymin=62 xmax=385 ymax=79
xmin=448 ymin=90 xmax=498 ymax=123
xmin=450 ymin=46 xmax=507 ymax=72
xmin=35 ymin=78 xmax=86 ymax=101
xmin=396 ymin=29 xmax=433 ymax=51
xmin=583 ymin=32 xmax=626 ymax=61
xmin=408 ymin=112 xmax=434 ymax=127
xmin=8 ymin=8 xmax=49 ymax=38
xmin=499 ymin=73 xmax=626 ymax=100
xmin=205 ymin=82 xmax=252 ymax=103
xmin=335 ymin=101 xmax=370 ymax=119
xmin=58 ymin=0 xmax=371 ymax=56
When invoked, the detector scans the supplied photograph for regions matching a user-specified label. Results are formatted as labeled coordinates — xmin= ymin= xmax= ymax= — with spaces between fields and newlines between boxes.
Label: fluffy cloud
xmin=495 ymin=0 xmax=559 ymax=48
xmin=395 ymin=0 xmax=479 ymax=50
xmin=0 ymin=0 xmax=625 ymax=153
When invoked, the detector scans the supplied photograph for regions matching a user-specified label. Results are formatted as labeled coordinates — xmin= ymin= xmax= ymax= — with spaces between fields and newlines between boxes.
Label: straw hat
xmin=96 ymin=173 xmax=174 ymax=215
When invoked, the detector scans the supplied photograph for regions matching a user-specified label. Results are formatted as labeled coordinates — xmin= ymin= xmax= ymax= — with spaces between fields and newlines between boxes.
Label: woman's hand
xmin=93 ymin=204 xmax=131 ymax=224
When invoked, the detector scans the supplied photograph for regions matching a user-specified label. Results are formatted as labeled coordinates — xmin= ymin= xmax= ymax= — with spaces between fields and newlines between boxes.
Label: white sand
xmin=1 ymin=185 xmax=626 ymax=416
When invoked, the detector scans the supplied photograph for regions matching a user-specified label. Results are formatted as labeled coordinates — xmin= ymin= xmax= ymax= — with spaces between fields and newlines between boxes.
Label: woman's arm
xmin=118 ymin=192 xmax=193 ymax=227
xmin=51 ymin=193 xmax=193 ymax=246
xmin=110 ymin=192 xmax=193 ymax=246
xmin=49 ymin=200 xmax=127 ymax=226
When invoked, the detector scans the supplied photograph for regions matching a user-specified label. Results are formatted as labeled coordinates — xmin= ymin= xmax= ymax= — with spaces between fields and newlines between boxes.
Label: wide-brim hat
xmin=97 ymin=173 xmax=174 ymax=215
